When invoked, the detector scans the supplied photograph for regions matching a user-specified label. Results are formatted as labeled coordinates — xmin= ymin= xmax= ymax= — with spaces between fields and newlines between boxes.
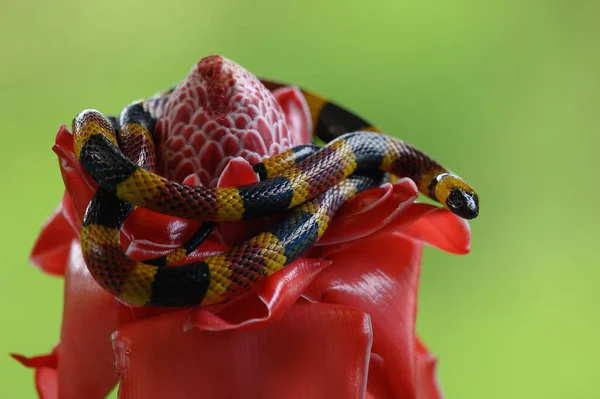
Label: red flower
xmin=14 ymin=56 xmax=471 ymax=398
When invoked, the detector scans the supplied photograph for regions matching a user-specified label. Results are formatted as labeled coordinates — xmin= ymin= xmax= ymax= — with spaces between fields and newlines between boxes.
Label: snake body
xmin=74 ymin=73 xmax=479 ymax=307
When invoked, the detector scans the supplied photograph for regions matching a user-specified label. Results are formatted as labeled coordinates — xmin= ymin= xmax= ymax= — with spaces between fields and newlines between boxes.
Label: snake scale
xmin=72 ymin=58 xmax=479 ymax=307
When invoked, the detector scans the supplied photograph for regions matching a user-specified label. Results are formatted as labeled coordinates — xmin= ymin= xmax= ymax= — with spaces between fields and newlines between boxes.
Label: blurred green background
xmin=1 ymin=0 xmax=598 ymax=397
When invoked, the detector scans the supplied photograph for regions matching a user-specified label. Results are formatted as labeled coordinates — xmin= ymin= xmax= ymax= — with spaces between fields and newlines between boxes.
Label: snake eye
xmin=446 ymin=189 xmax=479 ymax=219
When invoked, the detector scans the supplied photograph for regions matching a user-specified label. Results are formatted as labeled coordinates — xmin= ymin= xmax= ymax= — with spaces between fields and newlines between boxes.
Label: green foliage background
xmin=1 ymin=0 xmax=598 ymax=397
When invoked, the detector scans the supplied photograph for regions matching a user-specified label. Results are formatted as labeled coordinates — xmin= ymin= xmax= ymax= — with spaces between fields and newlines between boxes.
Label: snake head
xmin=446 ymin=188 xmax=479 ymax=219
xmin=433 ymin=173 xmax=479 ymax=219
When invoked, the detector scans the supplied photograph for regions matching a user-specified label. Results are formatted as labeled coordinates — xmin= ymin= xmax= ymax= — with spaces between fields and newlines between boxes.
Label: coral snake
xmin=73 ymin=78 xmax=479 ymax=307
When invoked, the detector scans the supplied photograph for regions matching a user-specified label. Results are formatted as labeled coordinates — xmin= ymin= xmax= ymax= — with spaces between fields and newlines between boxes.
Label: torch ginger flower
xmin=13 ymin=55 xmax=471 ymax=399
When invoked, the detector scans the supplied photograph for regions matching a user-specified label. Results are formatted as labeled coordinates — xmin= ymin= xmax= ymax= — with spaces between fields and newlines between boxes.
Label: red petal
xmin=36 ymin=368 xmax=59 ymax=399
xmin=11 ymin=350 xmax=58 ymax=369
xmin=128 ymin=238 xmax=230 ymax=265
xmin=365 ymin=353 xmax=394 ymax=398
xmin=189 ymin=257 xmax=330 ymax=331
xmin=272 ymin=86 xmax=312 ymax=145
xmin=54 ymin=124 xmax=74 ymax=152
xmin=60 ymin=190 xmax=81 ymax=234
xmin=53 ymin=127 xmax=95 ymax=226
xmin=12 ymin=348 xmax=59 ymax=399
xmin=216 ymin=157 xmax=259 ymax=187
xmin=415 ymin=338 xmax=444 ymax=399
xmin=306 ymin=233 xmax=424 ymax=398
xmin=373 ymin=203 xmax=471 ymax=255
xmin=399 ymin=205 xmax=471 ymax=255
xmin=29 ymin=194 xmax=77 ymax=276
xmin=57 ymin=241 xmax=133 ymax=398
xmin=122 ymin=208 xmax=201 ymax=255
xmin=318 ymin=179 xmax=419 ymax=246
xmin=113 ymin=302 xmax=372 ymax=399
xmin=182 ymin=173 xmax=202 ymax=186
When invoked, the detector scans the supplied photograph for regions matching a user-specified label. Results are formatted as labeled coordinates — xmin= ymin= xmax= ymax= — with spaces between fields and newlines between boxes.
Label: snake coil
xmin=73 ymin=78 xmax=479 ymax=307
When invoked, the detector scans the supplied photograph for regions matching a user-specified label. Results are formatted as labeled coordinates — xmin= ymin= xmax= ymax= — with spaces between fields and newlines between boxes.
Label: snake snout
xmin=446 ymin=189 xmax=479 ymax=219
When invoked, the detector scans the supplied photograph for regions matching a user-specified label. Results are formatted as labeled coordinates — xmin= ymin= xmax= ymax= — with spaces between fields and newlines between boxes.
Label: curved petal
xmin=127 ymin=238 xmax=230 ymax=265
xmin=122 ymin=209 xmax=201 ymax=254
xmin=113 ymin=302 xmax=372 ymax=399
xmin=35 ymin=367 xmax=59 ymax=399
xmin=60 ymin=189 xmax=81 ymax=235
xmin=216 ymin=157 xmax=259 ymax=187
xmin=182 ymin=173 xmax=202 ymax=186
xmin=189 ymin=257 xmax=331 ymax=331
xmin=415 ymin=338 xmax=443 ymax=399
xmin=56 ymin=154 xmax=94 ymax=227
xmin=54 ymin=124 xmax=74 ymax=153
xmin=53 ymin=126 xmax=95 ymax=226
xmin=29 ymin=193 xmax=77 ymax=276
xmin=370 ymin=203 xmax=471 ymax=255
xmin=57 ymin=241 xmax=132 ymax=398
xmin=305 ymin=233 xmax=424 ymax=398
xmin=11 ymin=351 xmax=58 ymax=369
xmin=11 ymin=348 xmax=59 ymax=399
xmin=318 ymin=179 xmax=419 ymax=246
xmin=397 ymin=205 xmax=471 ymax=255
xmin=365 ymin=353 xmax=394 ymax=399
xmin=272 ymin=86 xmax=312 ymax=145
